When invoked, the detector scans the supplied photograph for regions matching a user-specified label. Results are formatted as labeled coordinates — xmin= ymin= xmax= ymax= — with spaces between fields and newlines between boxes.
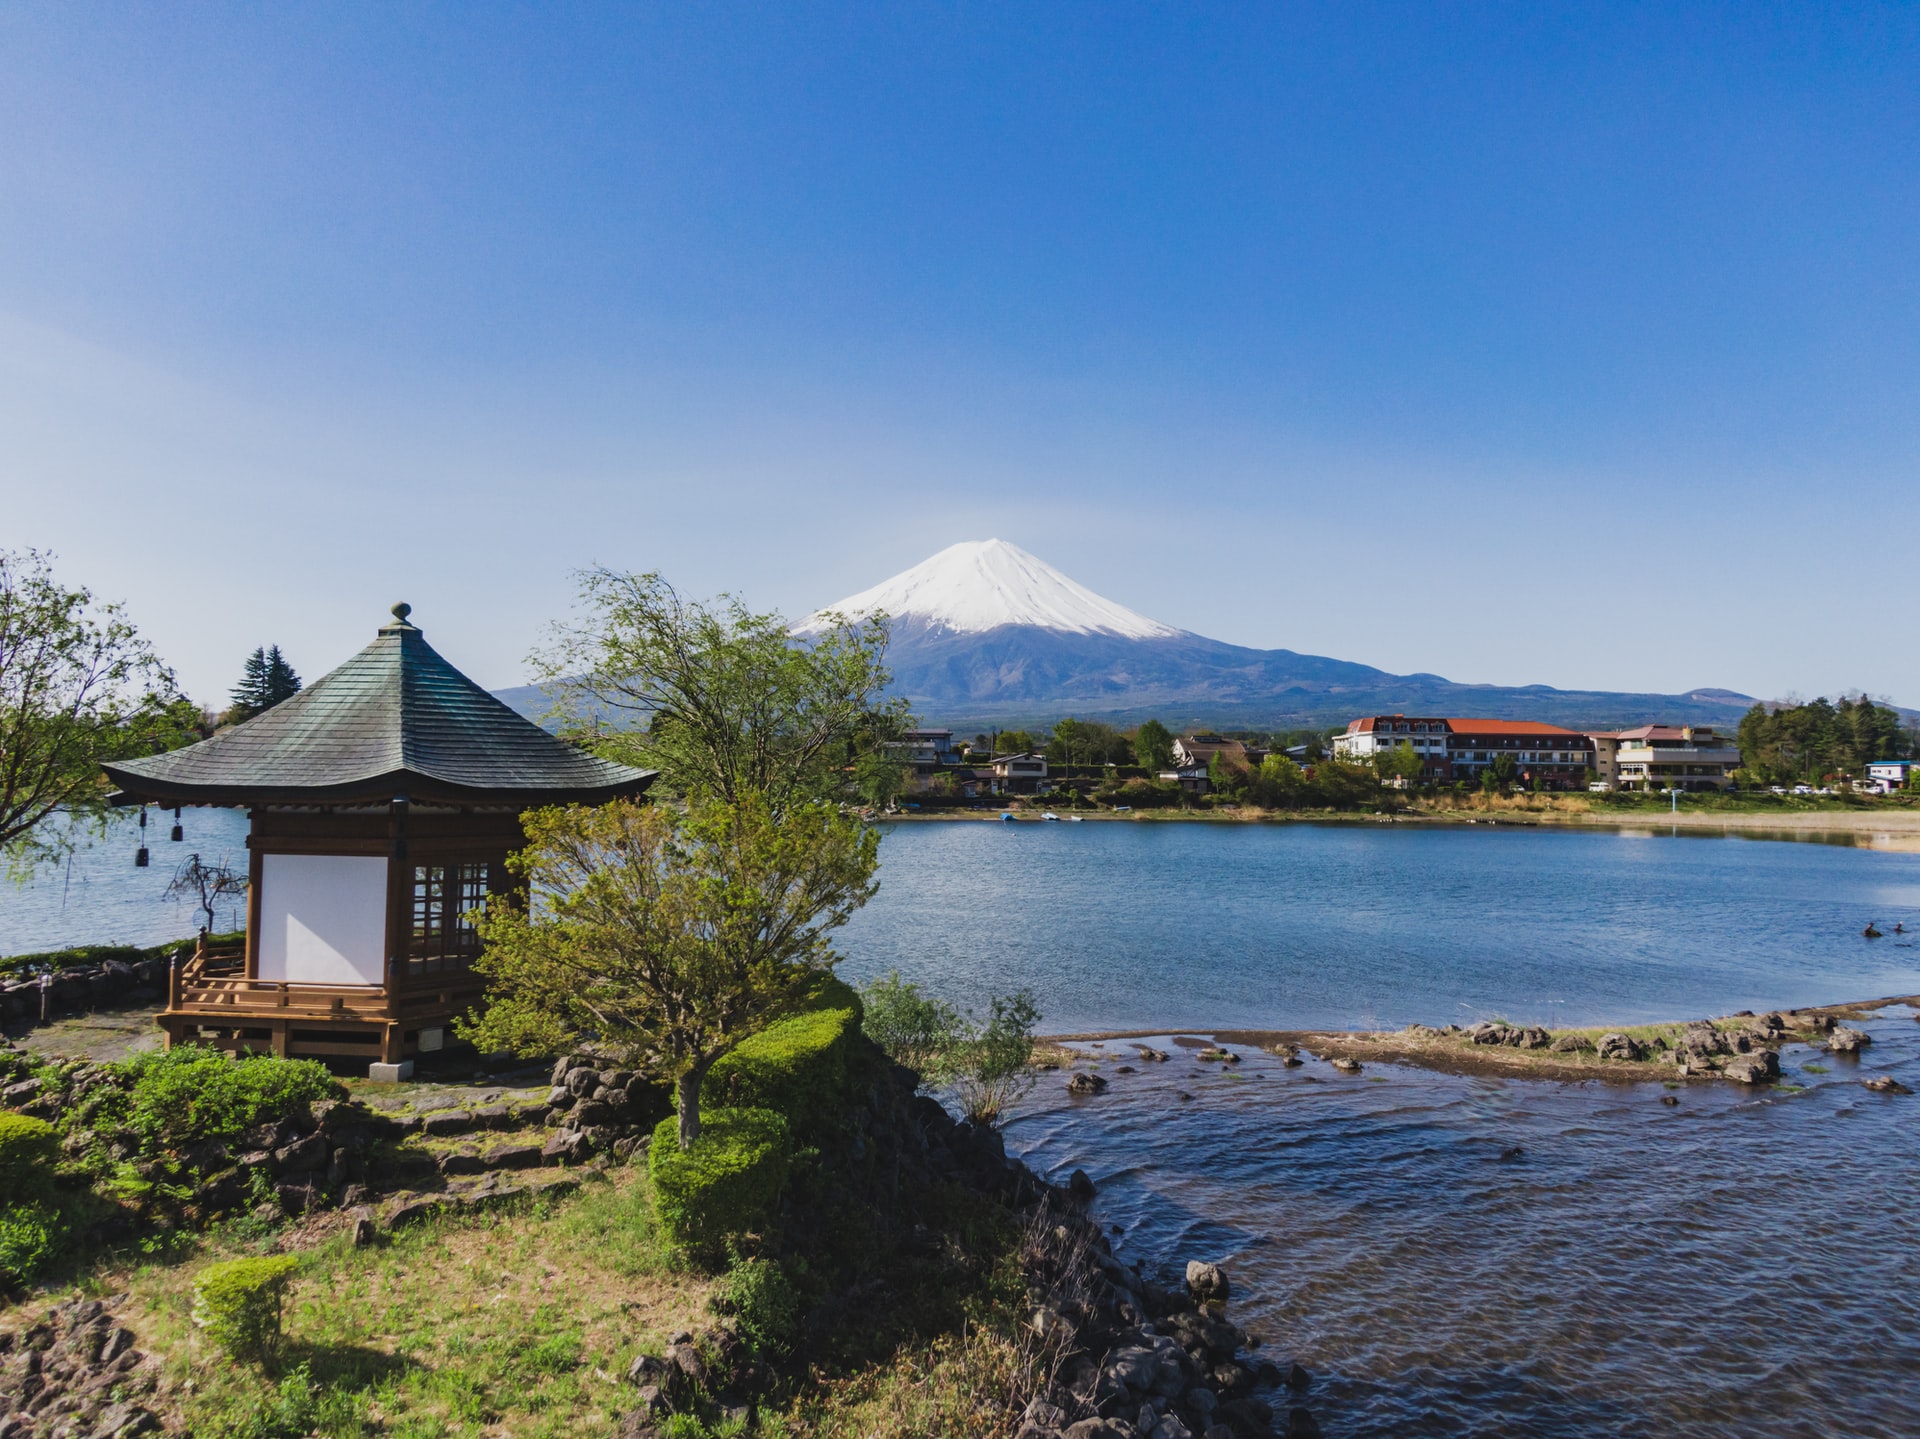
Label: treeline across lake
xmin=1736 ymin=696 xmax=1917 ymax=787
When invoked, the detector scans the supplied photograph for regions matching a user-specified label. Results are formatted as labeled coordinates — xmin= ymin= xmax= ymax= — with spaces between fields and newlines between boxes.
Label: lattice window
xmin=410 ymin=862 xmax=492 ymax=973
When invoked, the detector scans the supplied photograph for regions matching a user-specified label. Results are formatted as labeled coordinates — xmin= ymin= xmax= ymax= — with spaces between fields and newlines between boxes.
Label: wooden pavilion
xmin=104 ymin=604 xmax=653 ymax=1075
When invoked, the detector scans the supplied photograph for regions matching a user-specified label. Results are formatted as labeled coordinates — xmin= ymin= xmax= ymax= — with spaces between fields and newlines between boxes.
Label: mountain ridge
xmin=492 ymin=540 xmax=1791 ymax=733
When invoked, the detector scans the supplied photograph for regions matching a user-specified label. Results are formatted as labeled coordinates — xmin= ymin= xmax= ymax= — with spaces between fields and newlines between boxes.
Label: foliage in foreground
xmin=0 ymin=546 xmax=197 ymax=874
xmin=463 ymin=791 xmax=879 ymax=1148
xmin=858 ymin=973 xmax=1040 ymax=1126
xmin=0 ymin=1045 xmax=342 ymax=1287
xmin=532 ymin=567 xmax=910 ymax=810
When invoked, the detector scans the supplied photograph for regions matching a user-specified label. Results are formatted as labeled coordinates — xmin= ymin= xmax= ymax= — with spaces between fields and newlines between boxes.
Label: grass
xmin=47 ymin=1167 xmax=711 ymax=1439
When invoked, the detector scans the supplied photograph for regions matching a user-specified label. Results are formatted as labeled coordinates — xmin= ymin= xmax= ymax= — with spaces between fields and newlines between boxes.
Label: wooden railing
xmin=167 ymin=931 xmax=481 ymax=1025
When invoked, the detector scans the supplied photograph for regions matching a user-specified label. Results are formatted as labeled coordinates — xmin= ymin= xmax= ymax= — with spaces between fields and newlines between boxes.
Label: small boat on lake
xmin=1000 ymin=812 xmax=1018 ymax=822
xmin=1042 ymin=811 xmax=1061 ymax=821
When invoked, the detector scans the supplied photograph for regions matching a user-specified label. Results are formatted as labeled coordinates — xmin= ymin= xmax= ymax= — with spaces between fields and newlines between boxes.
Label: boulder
xmin=1185 ymin=1260 xmax=1230 ymax=1305
xmin=1519 ymin=1027 xmax=1551 ymax=1049
xmin=1595 ymin=1033 xmax=1645 ymax=1062
xmin=1548 ymin=1034 xmax=1592 ymax=1053
xmin=422 ymin=1109 xmax=475 ymax=1137
xmin=1828 ymin=1027 xmax=1870 ymax=1055
xmin=1721 ymin=1052 xmax=1779 ymax=1085
xmin=1063 ymin=1420 xmax=1134 ymax=1439
xmin=1330 ymin=1057 xmax=1362 ymax=1074
xmin=481 ymin=1142 xmax=545 ymax=1170
xmin=1068 ymin=1073 xmax=1110 ymax=1096
xmin=1864 ymin=1076 xmax=1912 ymax=1095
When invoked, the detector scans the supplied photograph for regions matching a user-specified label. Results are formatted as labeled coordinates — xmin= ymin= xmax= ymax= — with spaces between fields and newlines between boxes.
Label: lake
xmin=8 ymin=814 xmax=1920 ymax=1437
xmin=836 ymin=818 xmax=1920 ymax=1031
xmin=836 ymin=820 xmax=1920 ymax=1438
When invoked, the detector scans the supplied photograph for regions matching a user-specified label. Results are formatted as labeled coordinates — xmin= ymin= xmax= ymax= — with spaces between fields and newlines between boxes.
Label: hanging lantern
xmin=170 ymin=806 xmax=183 ymax=842
xmin=135 ymin=805 xmax=150 ymax=868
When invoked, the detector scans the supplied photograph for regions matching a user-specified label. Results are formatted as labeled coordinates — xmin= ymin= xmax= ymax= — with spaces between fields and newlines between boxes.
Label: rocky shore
xmin=1053 ymin=993 xmax=1919 ymax=1090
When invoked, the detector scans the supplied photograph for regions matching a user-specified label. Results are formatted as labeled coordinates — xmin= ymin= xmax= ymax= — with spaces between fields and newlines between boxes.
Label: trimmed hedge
xmin=648 ymin=1107 xmax=791 ymax=1256
xmin=707 ymin=977 xmax=862 ymax=1138
xmin=0 ymin=1113 xmax=58 ymax=1206
xmin=193 ymin=1255 xmax=299 ymax=1361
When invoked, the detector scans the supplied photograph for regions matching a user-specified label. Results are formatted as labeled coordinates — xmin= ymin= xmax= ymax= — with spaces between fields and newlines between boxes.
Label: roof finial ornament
xmin=392 ymin=602 xmax=412 ymax=623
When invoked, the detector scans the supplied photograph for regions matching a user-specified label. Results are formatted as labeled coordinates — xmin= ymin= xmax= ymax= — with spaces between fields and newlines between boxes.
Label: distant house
xmin=894 ymin=729 xmax=960 ymax=777
xmin=1593 ymin=725 xmax=1741 ymax=792
xmin=1172 ymin=734 xmax=1268 ymax=772
xmin=989 ymin=753 xmax=1049 ymax=795
xmin=1866 ymin=759 xmax=1918 ymax=793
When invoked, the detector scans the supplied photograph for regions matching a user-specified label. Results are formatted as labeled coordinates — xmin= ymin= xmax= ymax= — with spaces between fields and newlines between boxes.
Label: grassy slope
xmin=52 ymin=1172 xmax=708 ymax=1439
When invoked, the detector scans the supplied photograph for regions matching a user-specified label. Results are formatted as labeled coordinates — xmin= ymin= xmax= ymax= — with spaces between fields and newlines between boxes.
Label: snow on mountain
xmin=794 ymin=539 xmax=1184 ymax=640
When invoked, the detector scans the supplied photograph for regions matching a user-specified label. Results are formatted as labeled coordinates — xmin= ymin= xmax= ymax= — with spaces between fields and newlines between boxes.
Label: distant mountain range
xmin=782 ymin=540 xmax=1766 ymax=731
xmin=494 ymin=540 xmax=1779 ymax=734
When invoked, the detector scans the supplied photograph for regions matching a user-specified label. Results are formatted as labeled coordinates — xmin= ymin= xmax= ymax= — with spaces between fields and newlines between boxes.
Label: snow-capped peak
xmin=795 ymin=539 xmax=1184 ymax=639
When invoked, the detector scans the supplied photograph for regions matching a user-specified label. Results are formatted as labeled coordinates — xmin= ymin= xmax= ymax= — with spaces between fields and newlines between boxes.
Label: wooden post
xmin=166 ymin=957 xmax=181 ymax=1012
xmin=272 ymin=1022 xmax=289 ymax=1058
xmin=244 ymin=811 xmax=263 ymax=980
xmin=385 ymin=794 xmax=410 ymax=1018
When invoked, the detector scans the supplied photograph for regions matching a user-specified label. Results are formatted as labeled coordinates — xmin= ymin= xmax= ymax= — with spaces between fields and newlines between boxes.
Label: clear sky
xmin=3 ymin=4 xmax=1915 ymax=707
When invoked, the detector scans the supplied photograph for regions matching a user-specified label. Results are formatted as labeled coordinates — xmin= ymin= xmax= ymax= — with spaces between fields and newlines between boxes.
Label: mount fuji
xmin=795 ymin=539 xmax=1758 ymax=731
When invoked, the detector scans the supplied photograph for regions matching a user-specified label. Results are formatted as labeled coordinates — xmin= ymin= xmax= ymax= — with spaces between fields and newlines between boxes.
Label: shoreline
xmin=1044 ymin=992 xmax=1920 ymax=1085
xmin=885 ymin=805 xmax=1920 ymax=846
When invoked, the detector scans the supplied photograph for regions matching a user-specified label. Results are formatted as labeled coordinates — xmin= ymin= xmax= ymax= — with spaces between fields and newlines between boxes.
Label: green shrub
xmin=0 ymin=1113 xmax=59 ymax=1205
xmin=858 ymin=971 xmax=964 ymax=1080
xmin=707 ymin=978 xmax=860 ymax=1136
xmin=192 ymin=1254 xmax=300 ymax=1361
xmin=0 ymin=1199 xmax=63 ymax=1287
xmin=711 ymin=1254 xmax=802 ymax=1356
xmin=648 ymin=1108 xmax=791 ymax=1257
xmin=125 ymin=1049 xmax=342 ymax=1150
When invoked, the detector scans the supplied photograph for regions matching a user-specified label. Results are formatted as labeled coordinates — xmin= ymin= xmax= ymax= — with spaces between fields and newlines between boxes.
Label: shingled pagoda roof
xmin=105 ymin=605 xmax=655 ymax=807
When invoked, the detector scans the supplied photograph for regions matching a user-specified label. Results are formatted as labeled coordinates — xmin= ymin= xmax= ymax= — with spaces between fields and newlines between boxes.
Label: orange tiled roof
xmin=1441 ymin=718 xmax=1580 ymax=736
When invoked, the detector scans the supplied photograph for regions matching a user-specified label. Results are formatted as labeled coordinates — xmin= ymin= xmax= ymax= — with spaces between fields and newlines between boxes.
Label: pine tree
xmin=227 ymin=645 xmax=302 ymax=723
xmin=262 ymin=644 xmax=302 ymax=707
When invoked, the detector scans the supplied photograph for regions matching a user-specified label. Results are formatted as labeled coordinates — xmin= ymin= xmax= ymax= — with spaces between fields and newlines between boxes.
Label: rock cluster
xmin=0 ymin=1296 xmax=162 ymax=1438
xmin=542 ymin=1055 xmax=670 ymax=1161
xmin=1013 ymin=1213 xmax=1318 ymax=1439
xmin=1467 ymin=1023 xmax=1550 ymax=1050
xmin=0 ymin=956 xmax=169 ymax=1034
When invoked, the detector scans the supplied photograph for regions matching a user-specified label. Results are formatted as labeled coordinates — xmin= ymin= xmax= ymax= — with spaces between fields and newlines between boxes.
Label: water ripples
xmin=1007 ymin=1015 xmax=1920 ymax=1437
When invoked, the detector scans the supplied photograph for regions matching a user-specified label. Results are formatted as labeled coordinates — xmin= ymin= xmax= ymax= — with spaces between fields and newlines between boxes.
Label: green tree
xmin=1207 ymin=751 xmax=1248 ymax=798
xmin=1247 ymin=752 xmax=1307 ymax=808
xmin=1372 ymin=740 xmax=1425 ymax=787
xmin=1046 ymin=717 xmax=1133 ymax=768
xmin=0 ymin=549 xmax=189 ymax=873
xmin=226 ymin=644 xmax=301 ymax=723
xmin=534 ymin=570 xmax=909 ymax=809
xmin=1132 ymin=719 xmax=1175 ymax=771
xmin=462 ymin=792 xmax=879 ymax=1148
xmin=1488 ymin=753 xmax=1519 ymax=793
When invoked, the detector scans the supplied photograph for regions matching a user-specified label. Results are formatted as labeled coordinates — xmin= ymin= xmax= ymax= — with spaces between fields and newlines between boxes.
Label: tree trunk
xmin=675 ymin=1059 xmax=713 ymax=1150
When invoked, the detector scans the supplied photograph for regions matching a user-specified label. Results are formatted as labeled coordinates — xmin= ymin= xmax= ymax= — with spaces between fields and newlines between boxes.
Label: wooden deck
xmin=160 ymin=934 xmax=486 ymax=1063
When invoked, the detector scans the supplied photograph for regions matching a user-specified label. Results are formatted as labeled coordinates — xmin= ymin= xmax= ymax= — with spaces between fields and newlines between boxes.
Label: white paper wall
xmin=257 ymin=853 xmax=389 ymax=987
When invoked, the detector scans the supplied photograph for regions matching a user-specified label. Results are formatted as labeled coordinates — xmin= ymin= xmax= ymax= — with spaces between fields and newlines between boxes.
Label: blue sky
xmin=3 ymin=4 xmax=1916 ymax=707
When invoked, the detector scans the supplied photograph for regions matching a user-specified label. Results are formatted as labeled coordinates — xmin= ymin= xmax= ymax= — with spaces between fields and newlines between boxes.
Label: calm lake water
xmin=8 ymin=815 xmax=1920 ymax=1436
xmin=837 ymin=820 xmax=1920 ymax=1439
